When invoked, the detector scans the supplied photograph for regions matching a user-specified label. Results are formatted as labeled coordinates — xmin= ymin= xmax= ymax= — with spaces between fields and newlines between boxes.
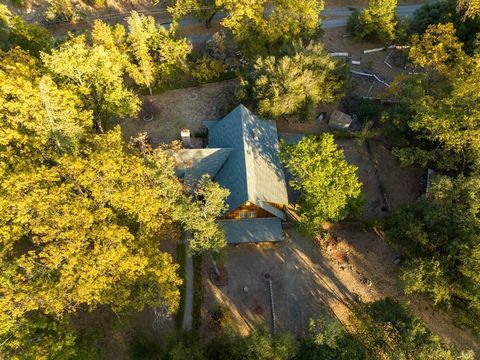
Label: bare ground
xmin=116 ymin=79 xmax=239 ymax=147
xmin=201 ymin=226 xmax=479 ymax=354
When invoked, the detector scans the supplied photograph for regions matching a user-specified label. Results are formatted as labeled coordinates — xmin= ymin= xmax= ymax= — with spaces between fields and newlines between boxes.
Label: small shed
xmin=329 ymin=110 xmax=352 ymax=131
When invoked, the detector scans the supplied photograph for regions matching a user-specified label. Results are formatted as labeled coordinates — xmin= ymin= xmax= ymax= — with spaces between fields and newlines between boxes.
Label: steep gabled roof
xmin=169 ymin=148 xmax=232 ymax=183
xmin=208 ymin=105 xmax=288 ymax=215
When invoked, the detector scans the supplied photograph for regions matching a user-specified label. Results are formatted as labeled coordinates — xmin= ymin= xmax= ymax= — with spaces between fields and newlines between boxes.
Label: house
xmin=329 ymin=109 xmax=352 ymax=130
xmin=171 ymin=104 xmax=289 ymax=244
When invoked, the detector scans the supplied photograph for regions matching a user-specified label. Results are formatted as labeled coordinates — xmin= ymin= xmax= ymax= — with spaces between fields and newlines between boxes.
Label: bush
xmin=191 ymin=56 xmax=225 ymax=84
xmin=129 ymin=332 xmax=162 ymax=360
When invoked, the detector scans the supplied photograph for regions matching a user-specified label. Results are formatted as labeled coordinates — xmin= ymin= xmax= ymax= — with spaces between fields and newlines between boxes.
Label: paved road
xmin=322 ymin=4 xmax=427 ymax=29
xmin=46 ymin=2 xmax=431 ymax=40
xmin=183 ymin=3 xmax=429 ymax=42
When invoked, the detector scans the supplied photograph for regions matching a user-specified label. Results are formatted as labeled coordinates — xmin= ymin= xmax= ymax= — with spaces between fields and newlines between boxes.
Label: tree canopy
xmin=383 ymin=24 xmax=480 ymax=174
xmin=348 ymin=0 xmax=398 ymax=43
xmin=386 ymin=176 xmax=480 ymax=327
xmin=240 ymin=42 xmax=345 ymax=120
xmin=0 ymin=42 xmax=225 ymax=357
xmin=280 ymin=134 xmax=364 ymax=233
xmin=217 ymin=0 xmax=324 ymax=56
xmin=0 ymin=4 xmax=54 ymax=56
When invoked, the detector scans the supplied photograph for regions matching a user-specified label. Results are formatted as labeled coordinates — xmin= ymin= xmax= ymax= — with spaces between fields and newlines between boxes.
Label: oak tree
xmin=280 ymin=134 xmax=364 ymax=233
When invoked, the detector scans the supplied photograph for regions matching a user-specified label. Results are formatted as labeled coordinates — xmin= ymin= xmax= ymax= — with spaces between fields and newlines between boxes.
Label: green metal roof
xmin=170 ymin=105 xmax=288 ymax=221
xmin=207 ymin=105 xmax=288 ymax=217
xmin=219 ymin=218 xmax=283 ymax=244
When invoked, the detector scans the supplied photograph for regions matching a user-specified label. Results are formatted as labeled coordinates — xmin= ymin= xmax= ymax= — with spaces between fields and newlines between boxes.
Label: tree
xmin=296 ymin=315 xmax=367 ymax=359
xmin=0 ymin=312 xmax=79 ymax=360
xmin=386 ymin=176 xmax=480 ymax=328
xmin=41 ymin=38 xmax=140 ymax=132
xmin=458 ymin=0 xmax=480 ymax=19
xmin=125 ymin=11 xmax=190 ymax=94
xmin=241 ymin=42 xmax=345 ymax=120
xmin=0 ymin=49 xmax=92 ymax=166
xmin=411 ymin=0 xmax=480 ymax=55
xmin=217 ymin=0 xmax=324 ymax=56
xmin=351 ymin=298 xmax=475 ymax=360
xmin=409 ymin=23 xmax=466 ymax=79
xmin=387 ymin=52 xmax=480 ymax=173
xmin=91 ymin=19 xmax=126 ymax=53
xmin=167 ymin=0 xmax=220 ymax=28
xmin=182 ymin=175 xmax=230 ymax=254
xmin=348 ymin=0 xmax=398 ymax=43
xmin=0 ymin=4 xmax=53 ymax=56
xmin=280 ymin=134 xmax=364 ymax=233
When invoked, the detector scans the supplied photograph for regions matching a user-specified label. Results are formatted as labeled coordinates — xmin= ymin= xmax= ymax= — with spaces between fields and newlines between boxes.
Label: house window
xmin=247 ymin=211 xmax=256 ymax=218
xmin=239 ymin=211 xmax=247 ymax=219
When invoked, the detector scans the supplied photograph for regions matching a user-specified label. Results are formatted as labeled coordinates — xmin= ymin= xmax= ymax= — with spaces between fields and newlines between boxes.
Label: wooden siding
xmin=223 ymin=202 xmax=277 ymax=220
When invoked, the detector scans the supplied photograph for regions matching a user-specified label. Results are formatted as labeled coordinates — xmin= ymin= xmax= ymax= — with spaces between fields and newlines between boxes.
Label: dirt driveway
xmin=201 ymin=232 xmax=353 ymax=337
xmin=117 ymin=79 xmax=239 ymax=147
xmin=201 ymin=227 xmax=480 ymax=354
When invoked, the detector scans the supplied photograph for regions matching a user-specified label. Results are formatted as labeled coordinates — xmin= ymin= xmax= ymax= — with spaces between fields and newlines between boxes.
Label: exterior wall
xmin=223 ymin=202 xmax=276 ymax=220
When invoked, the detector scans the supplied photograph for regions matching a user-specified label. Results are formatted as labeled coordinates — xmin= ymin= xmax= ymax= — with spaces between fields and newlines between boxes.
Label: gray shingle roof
xmin=219 ymin=218 xmax=283 ymax=244
xmin=208 ymin=105 xmax=288 ymax=215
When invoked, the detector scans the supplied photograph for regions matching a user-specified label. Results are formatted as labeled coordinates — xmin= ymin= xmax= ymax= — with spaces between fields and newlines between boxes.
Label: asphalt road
xmin=45 ymin=3 xmax=430 ymax=41
xmin=322 ymin=4 xmax=427 ymax=29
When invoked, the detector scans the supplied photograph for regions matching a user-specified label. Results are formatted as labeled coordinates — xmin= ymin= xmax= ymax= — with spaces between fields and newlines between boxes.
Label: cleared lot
xmin=116 ymin=79 xmax=239 ymax=147
xmin=201 ymin=231 xmax=347 ymax=337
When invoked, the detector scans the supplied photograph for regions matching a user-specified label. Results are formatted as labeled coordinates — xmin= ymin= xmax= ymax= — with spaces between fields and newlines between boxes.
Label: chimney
xmin=181 ymin=128 xmax=191 ymax=148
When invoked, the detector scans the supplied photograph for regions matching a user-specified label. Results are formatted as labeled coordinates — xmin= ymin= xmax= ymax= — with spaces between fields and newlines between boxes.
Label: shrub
xmin=191 ymin=56 xmax=225 ymax=84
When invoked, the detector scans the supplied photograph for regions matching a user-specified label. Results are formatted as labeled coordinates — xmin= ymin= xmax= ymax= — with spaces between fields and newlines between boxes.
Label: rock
xmin=243 ymin=286 xmax=250 ymax=293
xmin=394 ymin=258 xmax=401 ymax=265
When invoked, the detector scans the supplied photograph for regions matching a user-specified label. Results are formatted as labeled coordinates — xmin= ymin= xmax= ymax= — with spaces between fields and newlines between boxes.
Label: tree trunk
xmin=96 ymin=117 xmax=104 ymax=134
xmin=205 ymin=10 xmax=217 ymax=28
xmin=211 ymin=253 xmax=221 ymax=279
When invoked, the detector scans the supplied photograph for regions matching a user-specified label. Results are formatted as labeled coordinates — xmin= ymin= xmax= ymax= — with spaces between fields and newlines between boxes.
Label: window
xmin=239 ymin=211 xmax=247 ymax=219
xmin=247 ymin=211 xmax=256 ymax=218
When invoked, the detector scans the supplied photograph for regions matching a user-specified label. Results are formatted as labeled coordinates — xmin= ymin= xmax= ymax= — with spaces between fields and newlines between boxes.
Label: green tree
xmin=0 ymin=312 xmax=79 ymax=360
xmin=218 ymin=0 xmax=324 ymax=56
xmin=91 ymin=19 xmax=126 ymax=53
xmin=411 ymin=0 xmax=480 ymax=55
xmin=348 ymin=0 xmax=398 ymax=43
xmin=280 ymin=134 xmax=364 ymax=234
xmin=0 ymin=49 xmax=92 ymax=166
xmin=458 ymin=0 xmax=480 ymax=19
xmin=241 ymin=42 xmax=345 ymax=120
xmin=181 ymin=175 xmax=230 ymax=254
xmin=125 ymin=11 xmax=190 ymax=94
xmin=0 ymin=4 xmax=53 ymax=56
xmin=387 ymin=53 xmax=480 ymax=173
xmin=167 ymin=0 xmax=220 ymax=28
xmin=351 ymin=298 xmax=475 ymax=360
xmin=296 ymin=315 xmax=366 ymax=359
xmin=41 ymin=37 xmax=140 ymax=133
xmin=409 ymin=23 xmax=466 ymax=79
xmin=386 ymin=176 xmax=480 ymax=326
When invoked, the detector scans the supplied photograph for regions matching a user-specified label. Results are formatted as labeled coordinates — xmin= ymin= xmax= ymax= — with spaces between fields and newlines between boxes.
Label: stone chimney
xmin=181 ymin=128 xmax=191 ymax=148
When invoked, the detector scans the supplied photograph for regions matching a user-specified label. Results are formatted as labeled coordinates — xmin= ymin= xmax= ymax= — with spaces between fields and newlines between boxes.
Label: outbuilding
xmin=328 ymin=110 xmax=352 ymax=131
